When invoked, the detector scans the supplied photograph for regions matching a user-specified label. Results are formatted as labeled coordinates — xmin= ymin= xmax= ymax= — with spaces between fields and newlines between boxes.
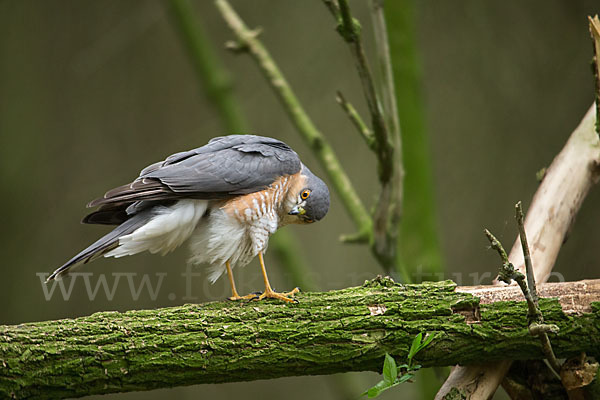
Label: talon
xmin=251 ymin=253 xmax=300 ymax=303
xmin=228 ymin=292 xmax=260 ymax=301
xmin=255 ymin=286 xmax=300 ymax=303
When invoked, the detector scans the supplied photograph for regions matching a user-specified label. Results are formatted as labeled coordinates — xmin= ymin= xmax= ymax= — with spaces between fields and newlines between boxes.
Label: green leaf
xmin=364 ymin=380 xmax=392 ymax=398
xmin=408 ymin=332 xmax=437 ymax=364
xmin=419 ymin=332 xmax=436 ymax=351
xmin=408 ymin=332 xmax=423 ymax=360
xmin=382 ymin=353 xmax=398 ymax=384
xmin=361 ymin=343 xmax=433 ymax=397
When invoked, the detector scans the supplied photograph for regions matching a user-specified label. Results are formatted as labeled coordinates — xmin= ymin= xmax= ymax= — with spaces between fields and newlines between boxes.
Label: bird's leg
xmin=256 ymin=252 xmax=299 ymax=303
xmin=226 ymin=261 xmax=258 ymax=301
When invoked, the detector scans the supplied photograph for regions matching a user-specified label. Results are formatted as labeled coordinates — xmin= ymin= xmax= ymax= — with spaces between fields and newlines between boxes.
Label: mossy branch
xmin=2 ymin=278 xmax=600 ymax=399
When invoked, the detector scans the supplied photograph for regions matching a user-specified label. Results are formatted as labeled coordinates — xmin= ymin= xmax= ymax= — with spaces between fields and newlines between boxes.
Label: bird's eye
xmin=301 ymin=189 xmax=311 ymax=200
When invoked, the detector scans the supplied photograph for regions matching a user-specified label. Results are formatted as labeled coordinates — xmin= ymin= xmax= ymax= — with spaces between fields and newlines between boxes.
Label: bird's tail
xmin=46 ymin=212 xmax=150 ymax=282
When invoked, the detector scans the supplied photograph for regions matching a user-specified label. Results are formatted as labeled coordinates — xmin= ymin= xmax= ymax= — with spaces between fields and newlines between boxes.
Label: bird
xmin=47 ymin=134 xmax=330 ymax=303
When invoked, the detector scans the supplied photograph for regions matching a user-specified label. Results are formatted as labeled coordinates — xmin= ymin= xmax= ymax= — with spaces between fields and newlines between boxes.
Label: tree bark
xmin=1 ymin=278 xmax=599 ymax=399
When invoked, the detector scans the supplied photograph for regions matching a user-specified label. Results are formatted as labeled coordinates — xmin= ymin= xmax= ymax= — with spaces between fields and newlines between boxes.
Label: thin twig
xmin=215 ymin=0 xmax=372 ymax=240
xmin=515 ymin=201 xmax=538 ymax=304
xmin=369 ymin=0 xmax=403 ymax=167
xmin=484 ymin=229 xmax=509 ymax=264
xmin=514 ymin=201 xmax=561 ymax=375
xmin=486 ymin=225 xmax=561 ymax=376
xmin=335 ymin=91 xmax=375 ymax=150
xmin=589 ymin=15 xmax=600 ymax=135
xmin=333 ymin=0 xmax=393 ymax=180
xmin=322 ymin=0 xmax=339 ymax=18
xmin=339 ymin=230 xmax=370 ymax=244
xmin=323 ymin=0 xmax=402 ymax=273
xmin=496 ymin=260 xmax=539 ymax=323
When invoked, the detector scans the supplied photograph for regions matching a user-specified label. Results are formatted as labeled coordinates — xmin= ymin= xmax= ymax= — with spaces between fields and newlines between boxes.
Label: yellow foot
xmin=228 ymin=292 xmax=262 ymax=301
xmin=256 ymin=287 xmax=300 ymax=303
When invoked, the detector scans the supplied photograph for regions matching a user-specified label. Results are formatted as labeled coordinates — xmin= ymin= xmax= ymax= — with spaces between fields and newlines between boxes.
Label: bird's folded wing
xmin=87 ymin=135 xmax=301 ymax=208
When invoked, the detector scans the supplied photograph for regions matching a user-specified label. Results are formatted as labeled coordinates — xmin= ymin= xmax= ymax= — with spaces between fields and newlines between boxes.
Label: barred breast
xmin=188 ymin=172 xmax=305 ymax=282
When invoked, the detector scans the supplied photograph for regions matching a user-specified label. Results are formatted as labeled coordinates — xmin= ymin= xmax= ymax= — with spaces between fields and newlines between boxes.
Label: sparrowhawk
xmin=47 ymin=135 xmax=330 ymax=302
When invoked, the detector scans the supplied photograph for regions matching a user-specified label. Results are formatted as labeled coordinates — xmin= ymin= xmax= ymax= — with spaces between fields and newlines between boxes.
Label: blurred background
xmin=1 ymin=0 xmax=598 ymax=399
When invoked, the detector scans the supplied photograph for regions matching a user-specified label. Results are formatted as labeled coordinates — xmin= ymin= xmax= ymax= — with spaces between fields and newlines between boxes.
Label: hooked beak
xmin=288 ymin=205 xmax=306 ymax=216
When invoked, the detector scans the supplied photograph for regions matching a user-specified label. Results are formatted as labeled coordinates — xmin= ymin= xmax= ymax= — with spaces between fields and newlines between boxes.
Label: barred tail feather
xmin=46 ymin=212 xmax=150 ymax=281
xmin=47 ymin=200 xmax=208 ymax=282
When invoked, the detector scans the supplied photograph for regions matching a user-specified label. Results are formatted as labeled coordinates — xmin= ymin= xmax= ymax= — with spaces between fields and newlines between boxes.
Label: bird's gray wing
xmin=86 ymin=135 xmax=301 ymax=210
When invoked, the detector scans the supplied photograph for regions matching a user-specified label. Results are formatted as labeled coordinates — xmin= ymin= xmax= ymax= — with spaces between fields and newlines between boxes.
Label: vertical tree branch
xmin=514 ymin=202 xmax=561 ymax=375
xmin=384 ymin=0 xmax=444 ymax=281
xmin=215 ymin=0 xmax=373 ymax=241
xmin=168 ymin=0 xmax=246 ymax=133
xmin=515 ymin=201 xmax=538 ymax=305
xmin=369 ymin=0 xmax=403 ymax=165
xmin=323 ymin=0 xmax=403 ymax=274
xmin=368 ymin=0 xmax=406 ymax=279
xmin=335 ymin=0 xmax=394 ymax=179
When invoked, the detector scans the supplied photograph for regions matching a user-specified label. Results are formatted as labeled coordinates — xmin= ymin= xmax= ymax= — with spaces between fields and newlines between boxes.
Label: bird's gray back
xmin=141 ymin=135 xmax=301 ymax=197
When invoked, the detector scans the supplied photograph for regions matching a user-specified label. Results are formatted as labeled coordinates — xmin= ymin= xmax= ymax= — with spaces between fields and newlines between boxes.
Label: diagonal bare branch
xmin=215 ymin=0 xmax=372 ymax=239
xmin=436 ymin=105 xmax=600 ymax=399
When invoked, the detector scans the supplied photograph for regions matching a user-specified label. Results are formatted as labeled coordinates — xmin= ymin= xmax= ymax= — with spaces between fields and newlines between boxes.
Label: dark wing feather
xmin=82 ymin=200 xmax=174 ymax=225
xmin=82 ymin=204 xmax=128 ymax=225
xmin=86 ymin=135 xmax=301 ymax=213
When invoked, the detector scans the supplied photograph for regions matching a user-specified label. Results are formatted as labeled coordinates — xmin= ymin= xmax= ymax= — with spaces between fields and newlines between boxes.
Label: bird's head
xmin=288 ymin=166 xmax=330 ymax=224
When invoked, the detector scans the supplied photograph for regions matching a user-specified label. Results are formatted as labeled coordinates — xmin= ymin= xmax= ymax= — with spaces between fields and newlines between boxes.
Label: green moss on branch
xmin=1 ymin=278 xmax=599 ymax=399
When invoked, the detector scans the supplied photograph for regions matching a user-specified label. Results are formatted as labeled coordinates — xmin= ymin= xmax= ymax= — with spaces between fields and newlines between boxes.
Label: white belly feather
xmin=104 ymin=200 xmax=208 ymax=258
xmin=104 ymin=198 xmax=280 ymax=284
xmin=188 ymin=207 xmax=279 ymax=283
